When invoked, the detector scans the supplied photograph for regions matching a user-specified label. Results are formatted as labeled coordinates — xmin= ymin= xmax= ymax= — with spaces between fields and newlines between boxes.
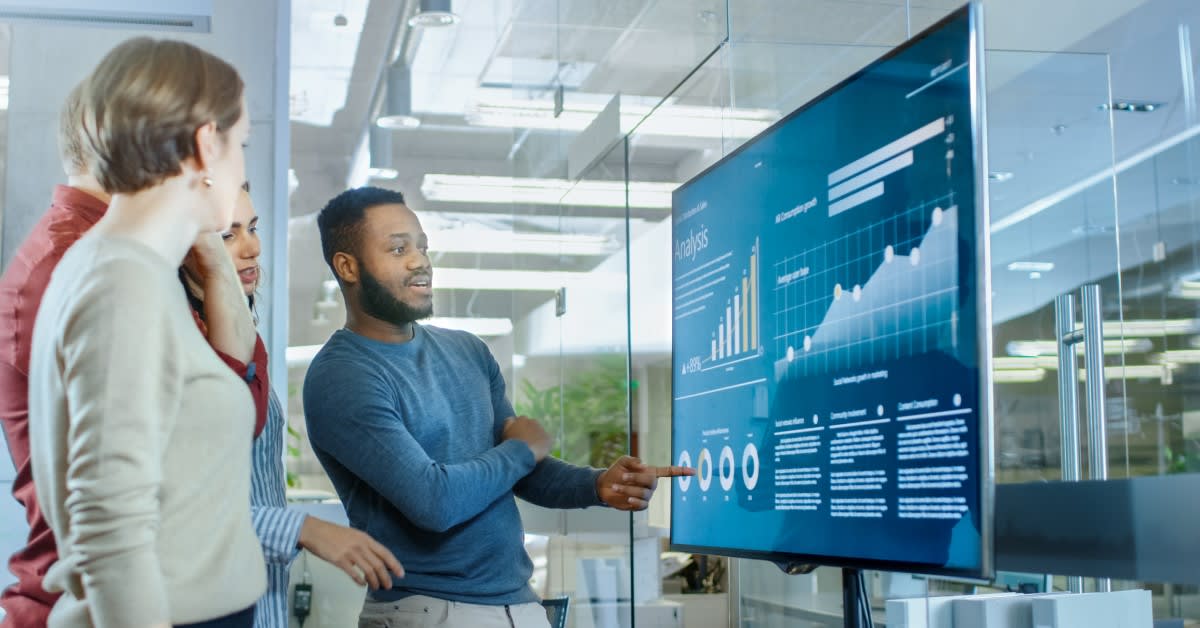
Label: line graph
xmin=773 ymin=196 xmax=959 ymax=380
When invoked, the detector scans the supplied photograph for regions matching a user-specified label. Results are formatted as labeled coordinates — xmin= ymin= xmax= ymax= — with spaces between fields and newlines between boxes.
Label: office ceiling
xmin=284 ymin=0 xmax=1200 ymax=350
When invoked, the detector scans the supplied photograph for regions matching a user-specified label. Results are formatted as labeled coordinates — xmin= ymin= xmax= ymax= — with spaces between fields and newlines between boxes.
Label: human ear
xmin=332 ymin=251 xmax=358 ymax=285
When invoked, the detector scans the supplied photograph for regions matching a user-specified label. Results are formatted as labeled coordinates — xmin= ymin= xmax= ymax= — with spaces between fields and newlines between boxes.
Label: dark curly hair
xmin=316 ymin=186 xmax=407 ymax=279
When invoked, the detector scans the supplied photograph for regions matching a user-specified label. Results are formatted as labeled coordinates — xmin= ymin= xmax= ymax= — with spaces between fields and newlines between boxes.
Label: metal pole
xmin=842 ymin=568 xmax=865 ymax=628
xmin=1080 ymin=284 xmax=1111 ymax=593
xmin=1054 ymin=293 xmax=1084 ymax=594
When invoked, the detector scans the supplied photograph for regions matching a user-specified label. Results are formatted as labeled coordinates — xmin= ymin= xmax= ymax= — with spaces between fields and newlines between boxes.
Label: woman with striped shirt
xmin=181 ymin=185 xmax=404 ymax=627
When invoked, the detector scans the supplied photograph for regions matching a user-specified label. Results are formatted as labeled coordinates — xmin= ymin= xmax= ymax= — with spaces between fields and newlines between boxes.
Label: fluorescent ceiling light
xmin=993 ymin=356 xmax=1059 ymax=370
xmin=420 ymin=174 xmax=675 ymax=209
xmin=425 ymin=317 xmax=512 ymax=336
xmin=466 ymin=97 xmax=778 ymax=139
xmin=1006 ymin=261 xmax=1054 ymax=273
xmin=427 ymin=228 xmax=618 ymax=256
xmin=1152 ymin=349 xmax=1200 ymax=364
xmin=1172 ymin=278 xmax=1200 ymax=300
xmin=1078 ymin=363 xmax=1176 ymax=382
xmin=377 ymin=116 xmax=420 ymax=129
xmin=1108 ymin=319 xmax=1200 ymax=337
xmin=993 ymin=368 xmax=1047 ymax=383
xmin=1005 ymin=338 xmax=1152 ymax=357
xmin=367 ymin=167 xmax=399 ymax=179
xmin=433 ymin=267 xmax=614 ymax=291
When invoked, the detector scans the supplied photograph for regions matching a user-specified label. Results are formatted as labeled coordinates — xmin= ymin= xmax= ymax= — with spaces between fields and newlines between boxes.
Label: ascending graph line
xmin=897 ymin=407 xmax=972 ymax=421
xmin=774 ymin=196 xmax=958 ymax=377
xmin=674 ymin=377 xmax=767 ymax=401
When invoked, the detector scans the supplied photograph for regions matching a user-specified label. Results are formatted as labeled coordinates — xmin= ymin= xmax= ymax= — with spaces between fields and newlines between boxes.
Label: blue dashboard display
xmin=670 ymin=5 xmax=991 ymax=579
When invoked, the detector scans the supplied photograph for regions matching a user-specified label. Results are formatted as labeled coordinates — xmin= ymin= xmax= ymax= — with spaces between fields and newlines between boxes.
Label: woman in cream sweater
xmin=27 ymin=38 xmax=266 ymax=628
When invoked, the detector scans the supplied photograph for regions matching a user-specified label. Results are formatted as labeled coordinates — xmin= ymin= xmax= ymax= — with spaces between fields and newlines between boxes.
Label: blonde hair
xmin=80 ymin=37 xmax=244 ymax=194
xmin=57 ymin=81 xmax=89 ymax=176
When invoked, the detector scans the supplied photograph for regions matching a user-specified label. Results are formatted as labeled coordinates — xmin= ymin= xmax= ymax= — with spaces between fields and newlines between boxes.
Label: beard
xmin=358 ymin=265 xmax=433 ymax=326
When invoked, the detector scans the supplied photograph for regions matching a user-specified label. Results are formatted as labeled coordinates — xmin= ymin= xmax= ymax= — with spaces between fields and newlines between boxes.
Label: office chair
xmin=541 ymin=596 xmax=570 ymax=628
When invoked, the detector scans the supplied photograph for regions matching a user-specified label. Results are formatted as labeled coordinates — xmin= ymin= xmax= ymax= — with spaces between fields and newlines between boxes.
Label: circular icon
xmin=677 ymin=450 xmax=692 ymax=492
xmin=742 ymin=443 xmax=760 ymax=490
xmin=697 ymin=449 xmax=713 ymax=492
xmin=953 ymin=393 xmax=962 ymax=407
xmin=719 ymin=446 xmax=735 ymax=491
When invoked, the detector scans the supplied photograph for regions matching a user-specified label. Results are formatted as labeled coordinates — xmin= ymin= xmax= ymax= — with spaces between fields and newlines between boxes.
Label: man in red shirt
xmin=0 ymin=82 xmax=110 ymax=627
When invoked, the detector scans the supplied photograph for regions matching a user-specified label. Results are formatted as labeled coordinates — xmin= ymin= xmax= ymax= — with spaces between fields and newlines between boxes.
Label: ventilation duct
xmin=0 ymin=0 xmax=211 ymax=32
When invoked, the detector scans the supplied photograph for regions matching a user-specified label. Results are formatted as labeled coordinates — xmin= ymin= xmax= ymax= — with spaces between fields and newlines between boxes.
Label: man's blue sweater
xmin=303 ymin=324 xmax=603 ymax=605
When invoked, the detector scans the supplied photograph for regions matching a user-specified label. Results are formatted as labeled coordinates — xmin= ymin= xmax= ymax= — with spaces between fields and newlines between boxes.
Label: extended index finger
xmin=654 ymin=465 xmax=696 ymax=478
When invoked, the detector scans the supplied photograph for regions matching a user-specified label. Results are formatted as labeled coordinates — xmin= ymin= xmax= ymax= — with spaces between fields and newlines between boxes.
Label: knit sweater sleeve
xmin=305 ymin=356 xmax=537 ymax=533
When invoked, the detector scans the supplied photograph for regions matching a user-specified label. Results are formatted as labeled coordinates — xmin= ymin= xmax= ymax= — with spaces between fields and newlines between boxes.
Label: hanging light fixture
xmin=408 ymin=0 xmax=458 ymax=27
xmin=367 ymin=126 xmax=398 ymax=179
xmin=376 ymin=61 xmax=420 ymax=129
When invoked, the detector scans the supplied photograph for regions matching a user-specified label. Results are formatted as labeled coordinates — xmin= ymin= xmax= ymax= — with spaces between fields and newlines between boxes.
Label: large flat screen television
xmin=670 ymin=3 xmax=993 ymax=580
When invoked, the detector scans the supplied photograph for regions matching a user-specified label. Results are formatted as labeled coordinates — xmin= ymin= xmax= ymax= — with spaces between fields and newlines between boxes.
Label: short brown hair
xmin=58 ymin=81 xmax=89 ymax=176
xmin=81 ymin=37 xmax=244 ymax=194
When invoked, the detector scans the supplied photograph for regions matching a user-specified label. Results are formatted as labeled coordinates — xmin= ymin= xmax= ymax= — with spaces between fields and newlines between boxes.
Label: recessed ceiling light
xmin=1071 ymin=223 xmax=1113 ymax=236
xmin=1101 ymin=100 xmax=1166 ymax=113
xmin=1170 ymin=176 xmax=1199 ymax=185
xmin=376 ymin=115 xmax=421 ymax=129
xmin=989 ymin=171 xmax=1014 ymax=182
xmin=408 ymin=0 xmax=459 ymax=27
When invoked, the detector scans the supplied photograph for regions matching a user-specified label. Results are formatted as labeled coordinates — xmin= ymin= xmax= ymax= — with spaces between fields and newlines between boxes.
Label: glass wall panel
xmin=986 ymin=50 xmax=1121 ymax=484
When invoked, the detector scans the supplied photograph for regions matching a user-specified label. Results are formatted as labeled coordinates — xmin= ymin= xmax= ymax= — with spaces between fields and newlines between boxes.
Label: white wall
xmin=515 ymin=217 xmax=673 ymax=359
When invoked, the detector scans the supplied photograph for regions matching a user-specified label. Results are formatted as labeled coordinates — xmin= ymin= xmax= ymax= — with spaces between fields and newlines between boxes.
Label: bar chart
xmin=675 ymin=237 xmax=763 ymax=380
xmin=709 ymin=237 xmax=761 ymax=364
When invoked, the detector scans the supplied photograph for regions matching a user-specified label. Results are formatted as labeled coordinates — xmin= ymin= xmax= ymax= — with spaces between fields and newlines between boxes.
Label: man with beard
xmin=303 ymin=187 xmax=692 ymax=628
